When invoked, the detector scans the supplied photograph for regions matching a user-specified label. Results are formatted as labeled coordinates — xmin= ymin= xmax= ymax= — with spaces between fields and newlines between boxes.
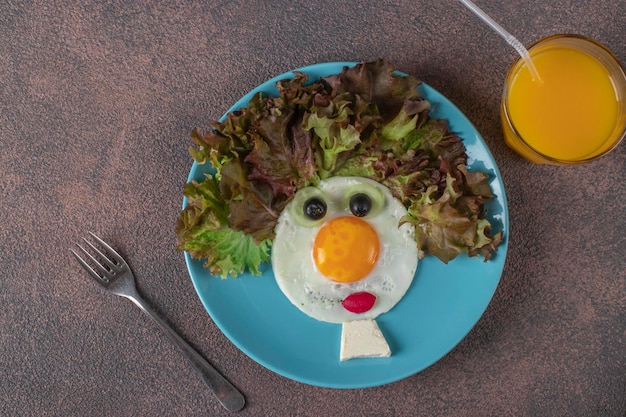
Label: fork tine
xmin=76 ymin=242 xmax=114 ymax=277
xmin=70 ymin=247 xmax=110 ymax=282
xmin=81 ymin=237 xmax=119 ymax=272
xmin=88 ymin=232 xmax=128 ymax=268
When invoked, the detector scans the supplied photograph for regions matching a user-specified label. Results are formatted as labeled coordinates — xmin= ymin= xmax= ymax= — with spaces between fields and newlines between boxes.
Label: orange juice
xmin=501 ymin=35 xmax=626 ymax=164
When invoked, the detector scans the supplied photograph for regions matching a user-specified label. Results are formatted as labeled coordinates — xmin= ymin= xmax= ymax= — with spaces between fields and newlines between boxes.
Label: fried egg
xmin=272 ymin=176 xmax=418 ymax=324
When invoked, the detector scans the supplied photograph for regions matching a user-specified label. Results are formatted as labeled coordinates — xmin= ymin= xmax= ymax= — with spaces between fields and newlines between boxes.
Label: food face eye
xmin=304 ymin=197 xmax=327 ymax=220
xmin=289 ymin=186 xmax=329 ymax=227
xmin=345 ymin=183 xmax=385 ymax=219
xmin=349 ymin=193 xmax=372 ymax=217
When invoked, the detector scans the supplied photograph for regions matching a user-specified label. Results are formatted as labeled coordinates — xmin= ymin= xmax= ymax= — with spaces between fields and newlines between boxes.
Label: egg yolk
xmin=313 ymin=216 xmax=380 ymax=283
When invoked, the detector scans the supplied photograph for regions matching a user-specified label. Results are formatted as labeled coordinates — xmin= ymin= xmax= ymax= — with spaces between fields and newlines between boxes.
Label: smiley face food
xmin=272 ymin=177 xmax=418 ymax=323
xmin=176 ymin=59 xmax=505 ymax=361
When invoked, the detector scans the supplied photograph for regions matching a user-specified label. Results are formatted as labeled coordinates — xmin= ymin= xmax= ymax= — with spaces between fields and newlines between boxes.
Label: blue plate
xmin=184 ymin=62 xmax=509 ymax=388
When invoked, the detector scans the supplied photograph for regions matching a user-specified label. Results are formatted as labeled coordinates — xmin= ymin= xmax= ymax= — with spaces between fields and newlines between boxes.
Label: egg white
xmin=272 ymin=177 xmax=419 ymax=324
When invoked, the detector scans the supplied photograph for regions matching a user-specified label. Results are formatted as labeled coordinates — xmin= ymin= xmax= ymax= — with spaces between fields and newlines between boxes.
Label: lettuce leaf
xmin=176 ymin=59 xmax=504 ymax=277
xmin=400 ymin=170 xmax=503 ymax=263
xmin=302 ymin=97 xmax=362 ymax=178
xmin=175 ymin=177 xmax=271 ymax=278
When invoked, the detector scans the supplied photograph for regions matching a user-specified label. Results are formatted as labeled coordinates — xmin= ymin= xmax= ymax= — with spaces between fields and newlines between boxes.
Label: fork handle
xmin=127 ymin=295 xmax=245 ymax=412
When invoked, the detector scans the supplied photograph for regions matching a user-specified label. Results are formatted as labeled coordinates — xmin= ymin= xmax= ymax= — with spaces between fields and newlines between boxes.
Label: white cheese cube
xmin=340 ymin=319 xmax=391 ymax=361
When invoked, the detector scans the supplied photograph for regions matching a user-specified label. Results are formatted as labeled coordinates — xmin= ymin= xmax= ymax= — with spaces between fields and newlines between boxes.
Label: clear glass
xmin=501 ymin=34 xmax=626 ymax=164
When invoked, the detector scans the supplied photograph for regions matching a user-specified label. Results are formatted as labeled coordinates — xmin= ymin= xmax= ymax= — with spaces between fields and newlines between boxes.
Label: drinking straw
xmin=457 ymin=0 xmax=542 ymax=81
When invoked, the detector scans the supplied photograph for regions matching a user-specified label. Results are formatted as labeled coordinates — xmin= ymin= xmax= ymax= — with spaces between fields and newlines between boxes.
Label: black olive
xmin=303 ymin=197 xmax=327 ymax=220
xmin=349 ymin=193 xmax=372 ymax=217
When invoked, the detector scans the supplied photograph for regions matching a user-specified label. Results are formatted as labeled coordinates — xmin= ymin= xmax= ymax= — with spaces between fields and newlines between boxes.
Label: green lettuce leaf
xmin=175 ymin=177 xmax=271 ymax=277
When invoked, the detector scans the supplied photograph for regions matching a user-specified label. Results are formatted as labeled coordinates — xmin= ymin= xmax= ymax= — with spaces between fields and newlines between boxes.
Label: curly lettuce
xmin=176 ymin=59 xmax=503 ymax=277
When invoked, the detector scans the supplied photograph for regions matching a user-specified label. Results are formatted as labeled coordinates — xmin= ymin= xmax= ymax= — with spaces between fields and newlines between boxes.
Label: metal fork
xmin=70 ymin=232 xmax=245 ymax=412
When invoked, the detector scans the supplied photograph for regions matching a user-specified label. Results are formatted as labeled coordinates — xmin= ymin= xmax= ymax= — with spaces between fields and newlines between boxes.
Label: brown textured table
xmin=1 ymin=1 xmax=624 ymax=416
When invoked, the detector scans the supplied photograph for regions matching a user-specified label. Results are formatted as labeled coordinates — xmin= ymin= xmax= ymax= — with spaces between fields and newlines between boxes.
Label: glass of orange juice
xmin=501 ymin=34 xmax=626 ymax=164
